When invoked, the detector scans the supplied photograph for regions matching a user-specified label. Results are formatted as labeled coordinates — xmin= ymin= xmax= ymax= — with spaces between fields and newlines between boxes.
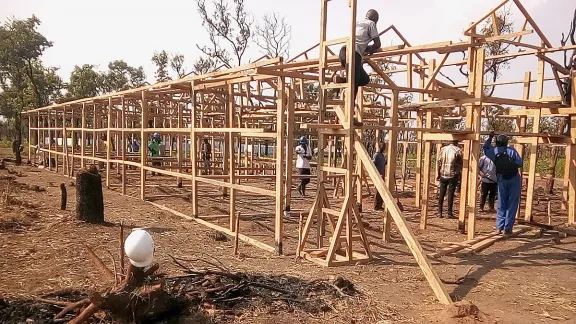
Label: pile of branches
xmin=28 ymin=225 xmax=357 ymax=323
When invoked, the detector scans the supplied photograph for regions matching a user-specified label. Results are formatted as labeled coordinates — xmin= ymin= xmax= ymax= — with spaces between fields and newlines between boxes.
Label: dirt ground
xmin=1 ymin=152 xmax=575 ymax=323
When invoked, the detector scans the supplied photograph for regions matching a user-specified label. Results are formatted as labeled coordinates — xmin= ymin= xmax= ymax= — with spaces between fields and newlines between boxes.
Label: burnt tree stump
xmin=76 ymin=167 xmax=104 ymax=223
xmin=60 ymin=183 xmax=67 ymax=210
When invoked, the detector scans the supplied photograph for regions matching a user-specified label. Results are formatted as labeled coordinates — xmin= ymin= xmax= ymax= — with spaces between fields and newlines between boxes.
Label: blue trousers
xmin=496 ymin=173 xmax=521 ymax=231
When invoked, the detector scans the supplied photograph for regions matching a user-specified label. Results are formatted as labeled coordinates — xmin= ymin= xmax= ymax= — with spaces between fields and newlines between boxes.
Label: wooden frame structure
xmin=24 ymin=0 xmax=576 ymax=305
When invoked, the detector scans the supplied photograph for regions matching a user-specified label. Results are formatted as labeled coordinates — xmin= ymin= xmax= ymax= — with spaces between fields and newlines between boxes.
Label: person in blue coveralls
xmin=483 ymin=131 xmax=523 ymax=235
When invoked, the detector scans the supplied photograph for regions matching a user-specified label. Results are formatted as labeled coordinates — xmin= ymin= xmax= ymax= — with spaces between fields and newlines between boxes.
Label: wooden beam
xmin=355 ymin=141 xmax=452 ymax=305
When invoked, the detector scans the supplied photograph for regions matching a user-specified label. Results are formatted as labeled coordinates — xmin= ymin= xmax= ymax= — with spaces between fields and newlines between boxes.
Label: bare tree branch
xmin=253 ymin=12 xmax=292 ymax=59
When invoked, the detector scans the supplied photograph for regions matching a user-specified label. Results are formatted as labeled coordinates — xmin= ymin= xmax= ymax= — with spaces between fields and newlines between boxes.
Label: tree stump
xmin=60 ymin=183 xmax=67 ymax=210
xmin=76 ymin=166 xmax=104 ymax=223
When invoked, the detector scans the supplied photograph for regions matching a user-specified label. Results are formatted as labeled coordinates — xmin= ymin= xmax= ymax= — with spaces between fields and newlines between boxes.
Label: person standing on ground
xmin=478 ymin=154 xmax=498 ymax=212
xmin=436 ymin=140 xmax=463 ymax=219
xmin=483 ymin=131 xmax=523 ymax=234
xmin=148 ymin=133 xmax=162 ymax=175
xmin=295 ymin=136 xmax=313 ymax=197
xmin=333 ymin=10 xmax=381 ymax=107
xmin=201 ymin=138 xmax=212 ymax=175
xmin=372 ymin=143 xmax=387 ymax=210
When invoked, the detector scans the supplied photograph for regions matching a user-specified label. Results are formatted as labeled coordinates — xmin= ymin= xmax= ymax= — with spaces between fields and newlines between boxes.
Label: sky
xmin=1 ymin=0 xmax=574 ymax=93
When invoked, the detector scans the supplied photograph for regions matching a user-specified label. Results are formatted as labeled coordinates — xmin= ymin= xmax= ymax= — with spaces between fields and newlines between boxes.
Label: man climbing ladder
xmin=333 ymin=9 xmax=382 ymax=104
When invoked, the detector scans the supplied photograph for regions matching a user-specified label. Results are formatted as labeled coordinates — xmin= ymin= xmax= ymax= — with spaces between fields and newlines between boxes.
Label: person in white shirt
xmin=479 ymin=154 xmax=498 ymax=212
xmin=333 ymin=9 xmax=381 ymax=103
xmin=295 ymin=136 xmax=313 ymax=197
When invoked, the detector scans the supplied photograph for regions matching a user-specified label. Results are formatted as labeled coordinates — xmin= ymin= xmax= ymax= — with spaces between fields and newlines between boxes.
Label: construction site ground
xmin=1 ymin=151 xmax=575 ymax=323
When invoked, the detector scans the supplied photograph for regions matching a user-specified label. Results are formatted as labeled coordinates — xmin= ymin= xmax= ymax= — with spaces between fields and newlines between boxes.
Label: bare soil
xmin=0 ymin=152 xmax=575 ymax=323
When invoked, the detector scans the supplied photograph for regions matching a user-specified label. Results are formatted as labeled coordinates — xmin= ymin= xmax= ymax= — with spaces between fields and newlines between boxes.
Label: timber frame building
xmin=24 ymin=0 xmax=576 ymax=305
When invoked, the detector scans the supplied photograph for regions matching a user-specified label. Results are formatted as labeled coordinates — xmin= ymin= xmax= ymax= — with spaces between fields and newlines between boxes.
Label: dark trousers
xmin=338 ymin=47 xmax=370 ymax=101
xmin=297 ymin=168 xmax=311 ymax=195
xmin=480 ymin=182 xmax=498 ymax=210
xmin=374 ymin=172 xmax=385 ymax=209
xmin=439 ymin=177 xmax=458 ymax=217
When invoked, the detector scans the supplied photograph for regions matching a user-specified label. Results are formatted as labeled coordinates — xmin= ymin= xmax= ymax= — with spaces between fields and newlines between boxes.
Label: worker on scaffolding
xmin=295 ymin=136 xmax=313 ymax=197
xmin=332 ymin=9 xmax=381 ymax=116
xmin=436 ymin=140 xmax=462 ymax=219
xmin=483 ymin=131 xmax=523 ymax=235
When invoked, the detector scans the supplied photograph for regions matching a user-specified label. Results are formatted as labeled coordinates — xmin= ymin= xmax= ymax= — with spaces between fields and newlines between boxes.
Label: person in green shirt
xmin=148 ymin=133 xmax=162 ymax=175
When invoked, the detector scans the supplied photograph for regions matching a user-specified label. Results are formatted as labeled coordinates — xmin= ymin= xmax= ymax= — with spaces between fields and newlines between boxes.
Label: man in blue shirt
xmin=372 ymin=143 xmax=387 ymax=210
xmin=483 ymin=131 xmax=523 ymax=234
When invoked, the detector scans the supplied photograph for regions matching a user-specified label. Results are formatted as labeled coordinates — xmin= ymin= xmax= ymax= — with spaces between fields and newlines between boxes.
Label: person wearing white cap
xmin=124 ymin=229 xmax=154 ymax=268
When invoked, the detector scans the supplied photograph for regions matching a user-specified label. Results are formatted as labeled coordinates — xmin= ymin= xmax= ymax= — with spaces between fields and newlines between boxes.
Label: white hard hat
xmin=124 ymin=229 xmax=154 ymax=268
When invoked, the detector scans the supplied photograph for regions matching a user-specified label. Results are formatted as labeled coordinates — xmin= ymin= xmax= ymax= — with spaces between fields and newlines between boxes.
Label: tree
xmin=170 ymin=54 xmax=186 ymax=78
xmin=0 ymin=16 xmax=62 ymax=164
xmin=102 ymin=60 xmax=147 ymax=92
xmin=151 ymin=50 xmax=171 ymax=82
xmin=192 ymin=56 xmax=218 ymax=75
xmin=195 ymin=0 xmax=252 ymax=69
xmin=253 ymin=12 xmax=291 ymax=59
xmin=64 ymin=64 xmax=106 ymax=101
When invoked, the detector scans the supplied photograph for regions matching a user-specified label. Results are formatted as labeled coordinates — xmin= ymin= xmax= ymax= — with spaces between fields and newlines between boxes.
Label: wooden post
xmin=275 ymin=75 xmax=286 ymax=255
xmin=284 ymin=89 xmax=295 ymax=218
xmin=81 ymin=103 xmax=86 ymax=169
xmin=228 ymin=84 xmax=237 ymax=232
xmin=140 ymin=91 xmax=148 ymax=201
xmin=356 ymin=88 xmax=364 ymax=211
xmin=515 ymin=72 xmax=530 ymax=219
xmin=121 ymin=98 xmax=127 ymax=195
xmin=524 ymin=109 xmax=541 ymax=221
xmin=190 ymin=82 xmax=198 ymax=217
xmin=467 ymin=48 xmax=485 ymax=240
xmin=384 ymin=90 xmax=399 ymax=241
xmin=106 ymin=98 xmax=113 ymax=187
xmin=27 ymin=115 xmax=31 ymax=163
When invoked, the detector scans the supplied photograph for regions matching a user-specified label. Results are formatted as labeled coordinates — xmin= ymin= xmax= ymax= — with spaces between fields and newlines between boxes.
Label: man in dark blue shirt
xmin=372 ymin=143 xmax=387 ymax=210
xmin=483 ymin=131 xmax=523 ymax=234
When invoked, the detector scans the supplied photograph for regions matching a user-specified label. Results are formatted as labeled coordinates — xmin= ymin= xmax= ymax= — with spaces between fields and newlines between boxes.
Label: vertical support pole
xmin=47 ymin=110 xmax=52 ymax=170
xmin=70 ymin=107 xmax=75 ymax=176
xmin=62 ymin=107 xmax=68 ymax=175
xmin=140 ymin=91 xmax=148 ymax=201
xmin=343 ymin=0 xmax=358 ymax=262
xmin=177 ymin=102 xmax=183 ymax=186
xmin=414 ymin=59 xmax=426 ymax=208
xmin=467 ymin=48 xmax=485 ymax=240
xmin=524 ymin=59 xmax=545 ymax=221
xmin=275 ymin=75 xmax=286 ymax=255
xmin=420 ymin=110 xmax=433 ymax=229
xmin=81 ymin=103 xmax=86 ymax=169
xmin=458 ymin=35 xmax=477 ymax=233
xmin=284 ymin=89 xmax=295 ymax=218
xmin=315 ymin=0 xmax=329 ymax=249
xmin=524 ymin=110 xmax=541 ymax=221
xmin=121 ymin=97 xmax=127 ymax=195
xmin=384 ymin=90 xmax=399 ymax=241
xmin=356 ymin=88 xmax=364 ymax=210
xmin=420 ymin=60 xmax=434 ymax=229
xmin=92 ymin=105 xmax=97 ymax=161
xmin=515 ymin=72 xmax=530 ymax=218
xmin=228 ymin=84 xmax=236 ymax=231
xmin=106 ymin=98 xmax=113 ymax=187
xmin=567 ymin=73 xmax=576 ymax=224
xmin=190 ymin=82 xmax=198 ymax=217
xmin=28 ymin=115 xmax=32 ymax=163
